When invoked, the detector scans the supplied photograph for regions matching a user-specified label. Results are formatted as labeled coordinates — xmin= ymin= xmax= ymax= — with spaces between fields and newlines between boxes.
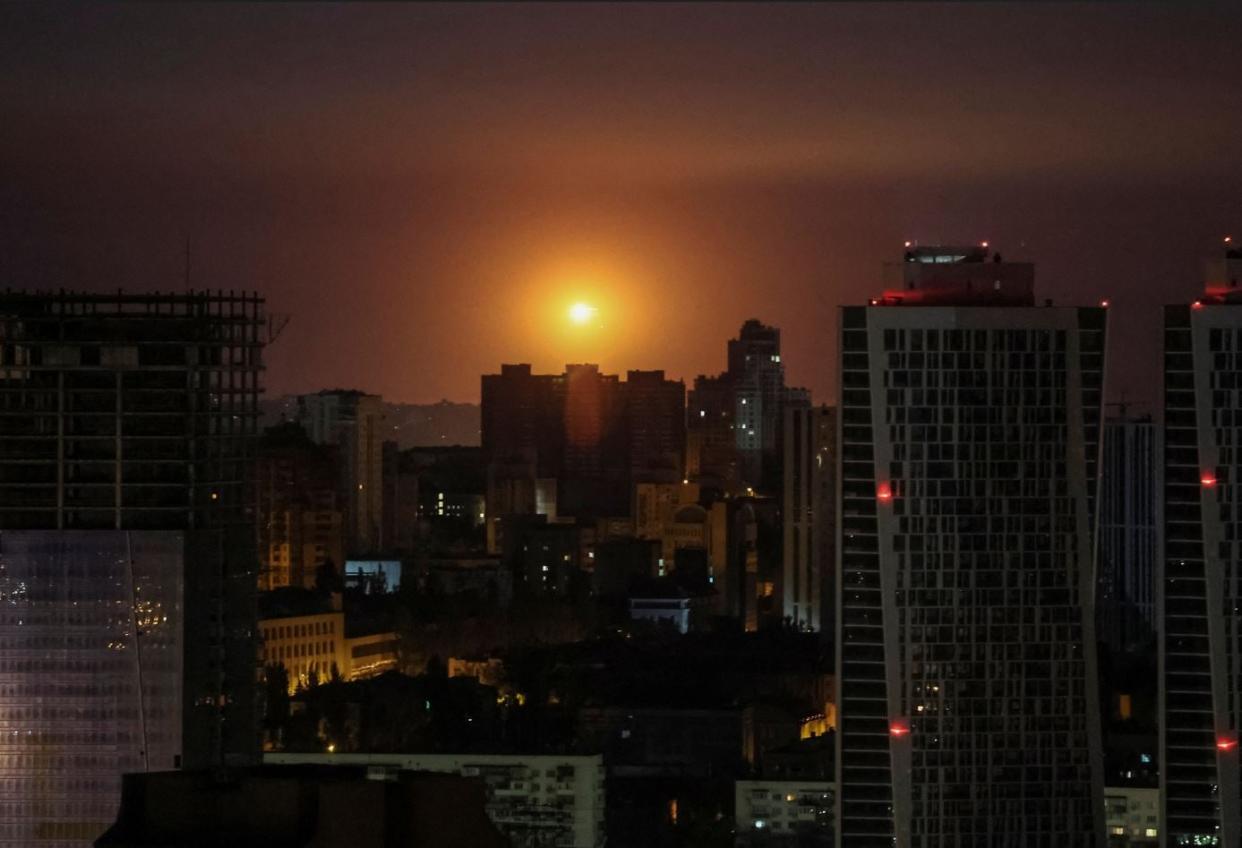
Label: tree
xmin=262 ymin=663 xmax=291 ymax=745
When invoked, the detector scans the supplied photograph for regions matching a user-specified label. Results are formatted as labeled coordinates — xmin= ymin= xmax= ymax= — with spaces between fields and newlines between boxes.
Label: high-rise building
xmin=731 ymin=319 xmax=785 ymax=477
xmin=481 ymin=364 xmax=682 ymax=525
xmin=686 ymin=373 xmax=739 ymax=484
xmin=621 ymin=369 xmax=685 ymax=480
xmin=481 ymin=363 xmax=562 ymax=476
xmin=296 ymin=390 xmax=385 ymax=553
xmin=1159 ymin=243 xmax=1242 ymax=847
xmin=0 ymin=290 xmax=264 ymax=846
xmin=1098 ymin=415 xmax=1157 ymax=655
xmin=256 ymin=423 xmax=344 ymax=590
xmin=835 ymin=246 xmax=1106 ymax=846
xmin=688 ymin=320 xmax=805 ymax=490
xmin=560 ymin=363 xmax=626 ymax=515
xmin=782 ymin=404 xmax=836 ymax=633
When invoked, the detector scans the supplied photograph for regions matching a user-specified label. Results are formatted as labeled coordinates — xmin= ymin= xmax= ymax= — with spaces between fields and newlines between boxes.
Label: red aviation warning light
xmin=1202 ymin=471 xmax=1218 ymax=489
xmin=876 ymin=482 xmax=893 ymax=502
xmin=889 ymin=720 xmax=910 ymax=738
xmin=1193 ymin=300 xmax=1205 ymax=310
xmin=1217 ymin=735 xmax=1237 ymax=752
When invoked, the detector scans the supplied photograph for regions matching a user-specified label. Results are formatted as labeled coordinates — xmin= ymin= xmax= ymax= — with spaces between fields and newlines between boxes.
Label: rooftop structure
xmin=878 ymin=244 xmax=1035 ymax=306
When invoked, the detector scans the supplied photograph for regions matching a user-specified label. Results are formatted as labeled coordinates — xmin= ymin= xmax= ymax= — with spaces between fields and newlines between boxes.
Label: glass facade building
xmin=0 ymin=291 xmax=265 ymax=846
xmin=0 ymin=531 xmax=182 ymax=847
xmin=835 ymin=248 xmax=1106 ymax=846
xmin=1160 ymin=292 xmax=1242 ymax=847
xmin=1098 ymin=416 xmax=1158 ymax=655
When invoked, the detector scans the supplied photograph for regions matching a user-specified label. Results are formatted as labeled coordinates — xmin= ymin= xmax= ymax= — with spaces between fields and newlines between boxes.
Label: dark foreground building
xmin=835 ymin=246 xmax=1106 ymax=846
xmin=1160 ymin=247 xmax=1242 ymax=847
xmin=94 ymin=766 xmax=507 ymax=848
xmin=0 ymin=291 xmax=264 ymax=846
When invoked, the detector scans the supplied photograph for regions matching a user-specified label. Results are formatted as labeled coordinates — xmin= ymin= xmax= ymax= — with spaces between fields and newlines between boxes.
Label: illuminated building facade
xmin=1159 ymin=247 xmax=1242 ymax=847
xmin=259 ymin=610 xmax=348 ymax=690
xmin=0 ymin=291 xmax=264 ymax=846
xmin=835 ymin=248 xmax=1106 ymax=846
xmin=0 ymin=531 xmax=183 ymax=847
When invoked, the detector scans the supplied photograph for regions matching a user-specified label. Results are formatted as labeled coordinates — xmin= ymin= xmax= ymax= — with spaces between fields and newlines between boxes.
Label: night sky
xmin=3 ymin=3 xmax=1239 ymax=411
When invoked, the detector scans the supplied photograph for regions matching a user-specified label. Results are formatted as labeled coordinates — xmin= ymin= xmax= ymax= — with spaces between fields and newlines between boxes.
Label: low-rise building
xmin=1104 ymin=786 xmax=1159 ymax=846
xmin=344 ymin=630 xmax=400 ymax=679
xmin=734 ymin=780 xmax=834 ymax=846
xmin=259 ymin=610 xmax=349 ymax=690
xmin=344 ymin=558 xmax=403 ymax=594
xmin=265 ymin=752 xmax=606 ymax=848
xmin=259 ymin=600 xmax=399 ymax=689
xmin=627 ymin=584 xmax=713 ymax=634
xmin=448 ymin=656 xmax=506 ymax=689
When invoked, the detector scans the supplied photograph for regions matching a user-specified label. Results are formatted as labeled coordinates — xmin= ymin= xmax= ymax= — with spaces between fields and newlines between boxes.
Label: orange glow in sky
xmin=568 ymin=302 xmax=598 ymax=325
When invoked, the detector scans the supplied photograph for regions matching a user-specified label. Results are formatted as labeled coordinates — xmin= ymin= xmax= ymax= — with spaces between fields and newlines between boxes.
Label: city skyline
xmin=2 ymin=4 xmax=1240 ymax=407
xmin=2 ymin=4 xmax=1237 ymax=846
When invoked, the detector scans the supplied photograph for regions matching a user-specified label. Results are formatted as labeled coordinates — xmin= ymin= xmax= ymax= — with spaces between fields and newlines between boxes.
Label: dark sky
xmin=3 ymin=3 xmax=1239 ymax=410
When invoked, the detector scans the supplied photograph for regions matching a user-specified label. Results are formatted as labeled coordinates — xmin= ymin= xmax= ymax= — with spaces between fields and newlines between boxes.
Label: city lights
xmin=3 ymin=3 xmax=1239 ymax=845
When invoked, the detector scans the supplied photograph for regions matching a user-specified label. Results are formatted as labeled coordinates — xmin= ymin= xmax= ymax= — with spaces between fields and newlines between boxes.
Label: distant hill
xmin=261 ymin=396 xmax=480 ymax=447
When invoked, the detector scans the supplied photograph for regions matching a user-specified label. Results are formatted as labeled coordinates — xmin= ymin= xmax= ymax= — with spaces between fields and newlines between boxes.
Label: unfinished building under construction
xmin=0 ymin=290 xmax=265 ymax=847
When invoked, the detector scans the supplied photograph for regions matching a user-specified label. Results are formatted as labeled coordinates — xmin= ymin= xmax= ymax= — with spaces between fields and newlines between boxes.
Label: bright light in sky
xmin=568 ymin=302 xmax=597 ymax=325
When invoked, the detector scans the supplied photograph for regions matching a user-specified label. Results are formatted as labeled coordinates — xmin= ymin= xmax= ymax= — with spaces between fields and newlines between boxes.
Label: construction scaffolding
xmin=0 ymin=289 xmax=267 ymax=772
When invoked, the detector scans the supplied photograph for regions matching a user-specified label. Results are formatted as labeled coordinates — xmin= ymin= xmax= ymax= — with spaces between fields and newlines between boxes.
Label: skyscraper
xmin=0 ymin=290 xmax=264 ymax=846
xmin=1159 ymin=243 xmax=1242 ymax=847
xmin=730 ymin=319 xmax=785 ymax=482
xmin=1098 ymin=414 xmax=1157 ymax=655
xmin=782 ymin=404 xmax=836 ymax=633
xmin=688 ymin=319 xmax=805 ymax=490
xmin=835 ymin=246 xmax=1106 ymax=846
